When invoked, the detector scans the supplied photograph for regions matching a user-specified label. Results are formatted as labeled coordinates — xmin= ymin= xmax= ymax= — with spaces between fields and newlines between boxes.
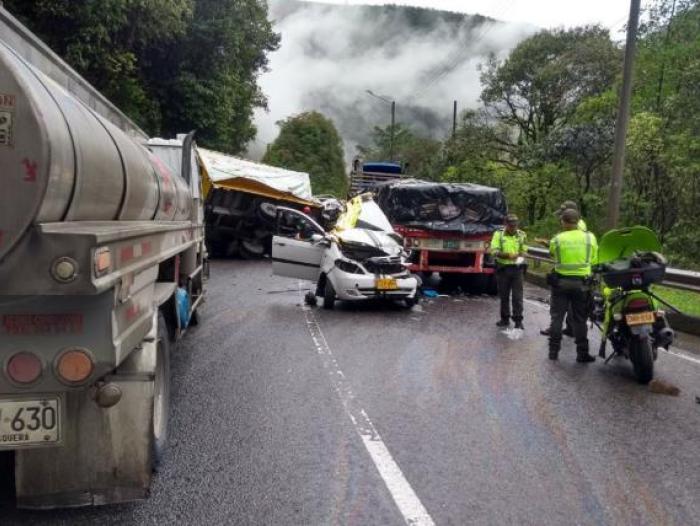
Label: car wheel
xmin=404 ymin=295 xmax=419 ymax=308
xmin=323 ymin=278 xmax=336 ymax=309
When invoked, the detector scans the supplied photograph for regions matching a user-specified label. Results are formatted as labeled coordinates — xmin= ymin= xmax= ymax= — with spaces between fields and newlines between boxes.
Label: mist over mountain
xmin=249 ymin=0 xmax=535 ymax=161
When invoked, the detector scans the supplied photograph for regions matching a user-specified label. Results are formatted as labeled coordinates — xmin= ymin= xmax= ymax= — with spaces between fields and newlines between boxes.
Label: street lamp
xmin=365 ymin=90 xmax=396 ymax=161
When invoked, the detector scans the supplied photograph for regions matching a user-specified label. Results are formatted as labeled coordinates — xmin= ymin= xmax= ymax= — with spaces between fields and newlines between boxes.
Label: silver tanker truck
xmin=0 ymin=8 xmax=206 ymax=507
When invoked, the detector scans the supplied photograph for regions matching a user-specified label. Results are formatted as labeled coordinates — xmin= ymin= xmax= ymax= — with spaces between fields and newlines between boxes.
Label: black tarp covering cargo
xmin=375 ymin=179 xmax=507 ymax=234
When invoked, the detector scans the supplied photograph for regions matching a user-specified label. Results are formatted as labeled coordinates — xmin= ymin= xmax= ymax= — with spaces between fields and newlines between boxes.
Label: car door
xmin=272 ymin=207 xmax=325 ymax=282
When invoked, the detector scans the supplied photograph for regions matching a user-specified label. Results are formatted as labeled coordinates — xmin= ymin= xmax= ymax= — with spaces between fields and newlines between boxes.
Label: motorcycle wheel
xmin=630 ymin=336 xmax=654 ymax=384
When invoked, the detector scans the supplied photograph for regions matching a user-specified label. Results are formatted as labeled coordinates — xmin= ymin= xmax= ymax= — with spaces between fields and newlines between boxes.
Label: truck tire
xmin=239 ymin=240 xmax=265 ymax=260
xmin=152 ymin=312 xmax=171 ymax=469
xmin=323 ymin=278 xmax=336 ymax=310
xmin=630 ymin=336 xmax=654 ymax=384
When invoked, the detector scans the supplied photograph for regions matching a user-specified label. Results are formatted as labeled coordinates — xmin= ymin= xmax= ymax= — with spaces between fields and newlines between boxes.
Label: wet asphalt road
xmin=2 ymin=259 xmax=700 ymax=525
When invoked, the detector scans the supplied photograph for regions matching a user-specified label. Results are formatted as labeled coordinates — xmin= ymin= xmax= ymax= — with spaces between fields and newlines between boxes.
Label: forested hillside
xmin=358 ymin=0 xmax=699 ymax=268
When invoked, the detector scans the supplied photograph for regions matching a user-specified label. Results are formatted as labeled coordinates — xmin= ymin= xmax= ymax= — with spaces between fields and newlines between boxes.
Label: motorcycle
xmin=592 ymin=227 xmax=675 ymax=384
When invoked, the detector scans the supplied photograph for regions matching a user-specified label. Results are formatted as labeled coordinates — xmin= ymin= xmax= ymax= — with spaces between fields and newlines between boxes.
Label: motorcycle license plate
xmin=376 ymin=278 xmax=398 ymax=290
xmin=625 ymin=311 xmax=655 ymax=326
xmin=0 ymin=396 xmax=62 ymax=449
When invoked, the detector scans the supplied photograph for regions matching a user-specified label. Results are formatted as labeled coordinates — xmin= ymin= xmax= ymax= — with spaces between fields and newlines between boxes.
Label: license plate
xmin=376 ymin=278 xmax=398 ymax=290
xmin=442 ymin=240 xmax=460 ymax=249
xmin=0 ymin=397 xmax=61 ymax=449
xmin=625 ymin=311 xmax=656 ymax=326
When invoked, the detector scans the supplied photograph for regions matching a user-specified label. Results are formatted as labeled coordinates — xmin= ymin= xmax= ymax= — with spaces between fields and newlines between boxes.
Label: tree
xmin=263 ymin=112 xmax=347 ymax=196
xmin=5 ymin=0 xmax=280 ymax=153
xmin=356 ymin=124 xmax=442 ymax=180
xmin=151 ymin=0 xmax=280 ymax=153
xmin=5 ymin=0 xmax=192 ymax=130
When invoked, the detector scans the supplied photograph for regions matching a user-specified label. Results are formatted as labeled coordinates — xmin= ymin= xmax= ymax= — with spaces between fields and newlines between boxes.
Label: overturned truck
xmin=199 ymin=148 xmax=319 ymax=259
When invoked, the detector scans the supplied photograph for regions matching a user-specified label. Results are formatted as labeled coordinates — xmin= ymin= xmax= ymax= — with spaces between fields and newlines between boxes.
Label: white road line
xmin=661 ymin=348 xmax=700 ymax=366
xmin=299 ymin=285 xmax=435 ymax=526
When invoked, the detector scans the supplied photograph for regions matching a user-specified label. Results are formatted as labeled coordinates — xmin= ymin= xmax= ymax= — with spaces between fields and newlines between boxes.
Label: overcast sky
xmin=299 ymin=0 xmax=643 ymax=36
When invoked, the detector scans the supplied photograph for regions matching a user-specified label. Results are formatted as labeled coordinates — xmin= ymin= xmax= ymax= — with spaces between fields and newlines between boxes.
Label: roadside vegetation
xmin=6 ymin=0 xmax=280 ymax=154
xmin=358 ymin=0 xmax=699 ymax=271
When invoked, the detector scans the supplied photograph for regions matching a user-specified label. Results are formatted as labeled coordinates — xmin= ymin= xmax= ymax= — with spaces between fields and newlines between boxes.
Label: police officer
xmin=541 ymin=200 xmax=588 ymax=337
xmin=491 ymin=214 xmax=527 ymax=329
xmin=548 ymin=208 xmax=597 ymax=362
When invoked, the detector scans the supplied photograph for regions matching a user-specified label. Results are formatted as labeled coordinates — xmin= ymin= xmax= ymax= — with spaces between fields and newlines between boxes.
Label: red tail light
xmin=626 ymin=298 xmax=651 ymax=311
xmin=6 ymin=352 xmax=42 ymax=384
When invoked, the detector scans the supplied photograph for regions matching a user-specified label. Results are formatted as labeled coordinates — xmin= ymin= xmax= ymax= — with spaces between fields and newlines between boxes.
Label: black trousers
xmin=548 ymin=277 xmax=589 ymax=355
xmin=496 ymin=265 xmax=524 ymax=322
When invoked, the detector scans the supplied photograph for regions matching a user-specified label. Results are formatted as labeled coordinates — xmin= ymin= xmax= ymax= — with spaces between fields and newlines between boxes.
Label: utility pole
xmin=607 ymin=0 xmax=641 ymax=230
xmin=452 ymin=100 xmax=457 ymax=139
xmin=390 ymin=100 xmax=396 ymax=161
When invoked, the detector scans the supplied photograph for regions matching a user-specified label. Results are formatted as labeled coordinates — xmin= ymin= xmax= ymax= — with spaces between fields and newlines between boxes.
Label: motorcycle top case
xmin=598 ymin=226 xmax=666 ymax=289
xmin=374 ymin=179 xmax=507 ymax=235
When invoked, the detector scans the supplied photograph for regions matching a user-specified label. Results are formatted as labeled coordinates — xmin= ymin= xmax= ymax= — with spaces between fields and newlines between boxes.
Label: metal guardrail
xmin=526 ymin=246 xmax=700 ymax=293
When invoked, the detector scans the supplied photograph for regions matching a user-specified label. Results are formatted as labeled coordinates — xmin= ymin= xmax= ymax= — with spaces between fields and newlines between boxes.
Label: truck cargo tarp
xmin=375 ymin=179 xmax=507 ymax=234
xmin=198 ymin=147 xmax=316 ymax=206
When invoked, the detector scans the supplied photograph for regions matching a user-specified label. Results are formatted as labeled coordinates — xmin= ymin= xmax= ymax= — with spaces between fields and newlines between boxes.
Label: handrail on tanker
xmin=526 ymin=246 xmax=700 ymax=293
xmin=0 ymin=5 xmax=147 ymax=140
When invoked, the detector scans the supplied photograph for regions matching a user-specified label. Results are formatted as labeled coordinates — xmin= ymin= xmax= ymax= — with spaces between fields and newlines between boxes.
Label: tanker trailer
xmin=0 ymin=9 xmax=206 ymax=508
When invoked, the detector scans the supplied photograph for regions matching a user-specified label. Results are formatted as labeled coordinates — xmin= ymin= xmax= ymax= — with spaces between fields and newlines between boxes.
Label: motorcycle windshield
xmin=598 ymin=226 xmax=662 ymax=264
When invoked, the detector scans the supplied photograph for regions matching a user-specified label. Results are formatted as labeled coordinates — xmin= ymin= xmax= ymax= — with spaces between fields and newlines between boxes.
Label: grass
xmin=651 ymin=285 xmax=700 ymax=318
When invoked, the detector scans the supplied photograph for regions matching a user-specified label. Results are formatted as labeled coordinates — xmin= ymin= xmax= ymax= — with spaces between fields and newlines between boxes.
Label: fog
xmin=248 ymin=1 xmax=535 ymax=162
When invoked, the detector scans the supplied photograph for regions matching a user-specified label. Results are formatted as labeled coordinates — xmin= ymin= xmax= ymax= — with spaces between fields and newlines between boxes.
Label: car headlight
xmin=335 ymin=259 xmax=365 ymax=274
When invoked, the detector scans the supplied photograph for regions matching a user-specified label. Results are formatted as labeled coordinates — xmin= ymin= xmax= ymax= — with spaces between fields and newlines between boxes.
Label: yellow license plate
xmin=625 ymin=311 xmax=655 ymax=326
xmin=376 ymin=278 xmax=398 ymax=290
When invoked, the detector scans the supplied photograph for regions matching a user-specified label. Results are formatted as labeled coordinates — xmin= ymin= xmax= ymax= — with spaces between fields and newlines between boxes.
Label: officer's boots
xmin=576 ymin=343 xmax=596 ymax=363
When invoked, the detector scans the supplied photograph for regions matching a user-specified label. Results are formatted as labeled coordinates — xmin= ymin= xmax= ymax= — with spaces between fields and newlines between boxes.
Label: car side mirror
xmin=311 ymin=233 xmax=331 ymax=246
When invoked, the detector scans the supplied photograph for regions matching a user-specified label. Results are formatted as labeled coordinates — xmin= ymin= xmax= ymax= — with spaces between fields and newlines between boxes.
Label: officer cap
xmin=555 ymin=200 xmax=579 ymax=216
xmin=505 ymin=213 xmax=519 ymax=224
xmin=560 ymin=208 xmax=580 ymax=225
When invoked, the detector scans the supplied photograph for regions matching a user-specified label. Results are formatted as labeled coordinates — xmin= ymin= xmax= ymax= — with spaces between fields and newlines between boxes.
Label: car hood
xmin=336 ymin=228 xmax=403 ymax=258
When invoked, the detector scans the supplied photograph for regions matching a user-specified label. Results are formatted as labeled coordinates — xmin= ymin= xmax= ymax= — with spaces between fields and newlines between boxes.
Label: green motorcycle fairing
xmin=598 ymin=226 xmax=662 ymax=264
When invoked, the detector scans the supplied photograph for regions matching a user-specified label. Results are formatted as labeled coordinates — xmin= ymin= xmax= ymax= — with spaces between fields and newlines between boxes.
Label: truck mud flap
xmin=14 ymin=374 xmax=155 ymax=508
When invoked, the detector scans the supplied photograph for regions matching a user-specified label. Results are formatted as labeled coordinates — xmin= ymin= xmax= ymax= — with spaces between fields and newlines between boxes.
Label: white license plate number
xmin=0 ymin=397 xmax=61 ymax=448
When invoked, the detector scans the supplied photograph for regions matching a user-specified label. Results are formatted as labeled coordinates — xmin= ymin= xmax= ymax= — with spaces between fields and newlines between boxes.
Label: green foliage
xmin=263 ymin=112 xmax=347 ymax=197
xmin=6 ymin=0 xmax=279 ymax=154
xmin=356 ymin=124 xmax=441 ymax=180
xmin=424 ymin=2 xmax=700 ymax=268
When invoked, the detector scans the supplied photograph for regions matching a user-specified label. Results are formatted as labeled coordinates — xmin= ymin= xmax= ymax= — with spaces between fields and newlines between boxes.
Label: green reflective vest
xmin=491 ymin=229 xmax=526 ymax=266
xmin=550 ymin=229 xmax=598 ymax=277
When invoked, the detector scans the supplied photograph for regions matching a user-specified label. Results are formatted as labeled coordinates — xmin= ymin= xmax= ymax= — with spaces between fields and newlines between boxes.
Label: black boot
xmin=576 ymin=344 xmax=595 ymax=363
xmin=514 ymin=321 xmax=524 ymax=330
xmin=496 ymin=319 xmax=510 ymax=328
xmin=540 ymin=328 xmax=551 ymax=336
xmin=562 ymin=326 xmax=574 ymax=337
xmin=548 ymin=348 xmax=559 ymax=360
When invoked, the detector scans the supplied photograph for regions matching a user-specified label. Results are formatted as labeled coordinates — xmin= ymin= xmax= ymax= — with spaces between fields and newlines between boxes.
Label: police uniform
xmin=490 ymin=219 xmax=526 ymax=328
xmin=548 ymin=211 xmax=597 ymax=361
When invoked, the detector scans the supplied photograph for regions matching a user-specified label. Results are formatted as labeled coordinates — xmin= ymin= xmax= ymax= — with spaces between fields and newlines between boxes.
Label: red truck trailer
xmin=375 ymin=179 xmax=507 ymax=292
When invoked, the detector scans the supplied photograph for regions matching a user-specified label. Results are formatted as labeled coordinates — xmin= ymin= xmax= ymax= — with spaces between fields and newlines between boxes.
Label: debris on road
xmin=649 ymin=379 xmax=681 ymax=396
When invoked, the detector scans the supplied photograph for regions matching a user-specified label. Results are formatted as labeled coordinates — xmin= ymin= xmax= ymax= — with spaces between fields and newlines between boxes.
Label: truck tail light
xmin=94 ymin=247 xmax=112 ymax=277
xmin=7 ymin=352 xmax=43 ymax=384
xmin=56 ymin=349 xmax=94 ymax=384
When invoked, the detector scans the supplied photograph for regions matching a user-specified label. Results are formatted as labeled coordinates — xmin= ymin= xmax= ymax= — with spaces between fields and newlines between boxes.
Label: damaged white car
xmin=272 ymin=196 xmax=419 ymax=309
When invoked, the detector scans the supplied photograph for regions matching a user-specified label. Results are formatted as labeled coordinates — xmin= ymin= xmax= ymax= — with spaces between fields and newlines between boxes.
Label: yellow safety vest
xmin=491 ymin=229 xmax=526 ymax=266
xmin=550 ymin=229 xmax=598 ymax=277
